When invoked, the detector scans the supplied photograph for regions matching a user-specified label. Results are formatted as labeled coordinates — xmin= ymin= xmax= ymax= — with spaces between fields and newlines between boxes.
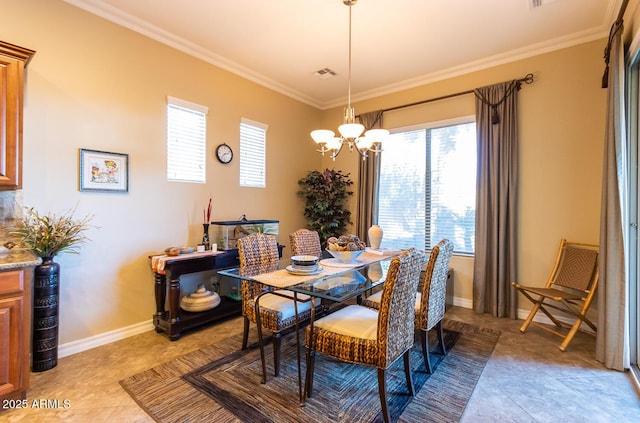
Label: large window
xmin=377 ymin=118 xmax=476 ymax=254
xmin=239 ymin=118 xmax=268 ymax=188
xmin=166 ymin=96 xmax=207 ymax=183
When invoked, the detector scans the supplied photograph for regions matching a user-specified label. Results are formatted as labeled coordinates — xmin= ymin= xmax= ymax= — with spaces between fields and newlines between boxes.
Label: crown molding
xmin=66 ymin=0 xmax=615 ymax=111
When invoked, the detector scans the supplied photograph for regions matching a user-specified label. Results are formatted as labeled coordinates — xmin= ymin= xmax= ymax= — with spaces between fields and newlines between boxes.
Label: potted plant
xmin=297 ymin=168 xmax=353 ymax=245
xmin=10 ymin=206 xmax=93 ymax=372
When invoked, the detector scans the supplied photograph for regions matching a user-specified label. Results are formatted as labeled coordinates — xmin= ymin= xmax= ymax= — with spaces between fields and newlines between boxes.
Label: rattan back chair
xmin=238 ymin=233 xmax=313 ymax=377
xmin=362 ymin=239 xmax=453 ymax=373
xmin=289 ymin=228 xmax=322 ymax=258
xmin=512 ymin=239 xmax=599 ymax=351
xmin=305 ymin=248 xmax=424 ymax=423
xmin=415 ymin=239 xmax=454 ymax=372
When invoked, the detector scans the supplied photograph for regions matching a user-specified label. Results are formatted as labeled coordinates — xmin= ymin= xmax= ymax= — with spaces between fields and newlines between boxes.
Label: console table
xmin=150 ymin=245 xmax=284 ymax=340
xmin=150 ymin=250 xmax=241 ymax=340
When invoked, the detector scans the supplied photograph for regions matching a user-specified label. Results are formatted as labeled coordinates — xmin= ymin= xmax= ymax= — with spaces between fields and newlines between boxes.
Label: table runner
xmin=150 ymin=251 xmax=224 ymax=274
xmin=251 ymin=250 xmax=398 ymax=288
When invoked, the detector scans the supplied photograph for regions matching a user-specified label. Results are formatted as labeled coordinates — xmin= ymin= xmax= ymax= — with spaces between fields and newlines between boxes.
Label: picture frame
xmin=79 ymin=148 xmax=129 ymax=192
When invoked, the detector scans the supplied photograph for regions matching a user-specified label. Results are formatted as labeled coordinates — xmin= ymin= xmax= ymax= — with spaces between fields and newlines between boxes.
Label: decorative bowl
xmin=325 ymin=248 xmax=365 ymax=263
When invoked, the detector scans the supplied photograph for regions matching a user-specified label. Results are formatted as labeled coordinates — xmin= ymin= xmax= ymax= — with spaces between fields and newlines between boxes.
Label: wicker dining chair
xmin=289 ymin=228 xmax=322 ymax=258
xmin=305 ymin=248 xmax=424 ymax=423
xmin=238 ymin=233 xmax=313 ymax=377
xmin=362 ymin=239 xmax=454 ymax=373
xmin=512 ymin=239 xmax=599 ymax=351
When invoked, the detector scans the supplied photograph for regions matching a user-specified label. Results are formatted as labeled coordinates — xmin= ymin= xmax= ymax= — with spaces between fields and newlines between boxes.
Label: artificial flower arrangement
xmin=10 ymin=207 xmax=93 ymax=258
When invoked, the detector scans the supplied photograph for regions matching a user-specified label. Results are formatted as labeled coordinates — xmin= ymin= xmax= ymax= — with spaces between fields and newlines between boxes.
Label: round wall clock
xmin=215 ymin=143 xmax=233 ymax=164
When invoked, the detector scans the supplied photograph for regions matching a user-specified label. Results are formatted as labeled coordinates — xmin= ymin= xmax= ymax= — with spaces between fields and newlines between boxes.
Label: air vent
xmin=529 ymin=0 xmax=558 ymax=10
xmin=313 ymin=68 xmax=337 ymax=80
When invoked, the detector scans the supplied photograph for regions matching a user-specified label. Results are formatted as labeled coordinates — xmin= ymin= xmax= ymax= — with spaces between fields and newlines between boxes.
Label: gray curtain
xmin=356 ymin=110 xmax=383 ymax=242
xmin=472 ymin=81 xmax=520 ymax=318
xmin=597 ymin=20 xmax=629 ymax=371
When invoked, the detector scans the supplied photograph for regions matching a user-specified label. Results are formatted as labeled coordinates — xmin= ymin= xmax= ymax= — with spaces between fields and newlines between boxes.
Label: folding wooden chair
xmin=512 ymin=239 xmax=599 ymax=351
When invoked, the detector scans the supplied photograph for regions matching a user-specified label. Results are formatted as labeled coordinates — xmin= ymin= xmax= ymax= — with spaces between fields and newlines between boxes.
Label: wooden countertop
xmin=0 ymin=249 xmax=41 ymax=270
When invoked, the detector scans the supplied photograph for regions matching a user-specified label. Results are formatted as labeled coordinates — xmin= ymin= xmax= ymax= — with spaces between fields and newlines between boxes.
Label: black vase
xmin=32 ymin=256 xmax=60 ymax=372
xmin=202 ymin=223 xmax=210 ymax=250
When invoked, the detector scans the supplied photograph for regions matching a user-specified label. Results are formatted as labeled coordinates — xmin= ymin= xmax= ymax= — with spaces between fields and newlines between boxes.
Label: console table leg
xmin=168 ymin=276 xmax=181 ymax=325
xmin=154 ymin=273 xmax=166 ymax=318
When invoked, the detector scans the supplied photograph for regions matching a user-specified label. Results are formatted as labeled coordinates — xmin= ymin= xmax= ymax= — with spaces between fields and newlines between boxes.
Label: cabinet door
xmin=0 ymin=54 xmax=24 ymax=189
xmin=0 ymin=296 xmax=24 ymax=397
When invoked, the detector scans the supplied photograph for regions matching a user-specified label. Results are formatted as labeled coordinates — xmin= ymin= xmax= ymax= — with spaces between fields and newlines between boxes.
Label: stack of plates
xmin=287 ymin=255 xmax=322 ymax=275
xmin=286 ymin=264 xmax=322 ymax=275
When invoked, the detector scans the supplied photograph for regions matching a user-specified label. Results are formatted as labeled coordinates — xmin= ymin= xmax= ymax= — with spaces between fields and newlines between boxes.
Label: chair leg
xmin=436 ymin=320 xmax=447 ymax=355
xmin=558 ymin=317 xmax=583 ymax=352
xmin=403 ymin=350 xmax=415 ymax=396
xmin=420 ymin=329 xmax=432 ymax=374
xmin=241 ymin=316 xmax=250 ymax=350
xmin=272 ymin=332 xmax=281 ymax=376
xmin=305 ymin=349 xmax=316 ymax=398
xmin=519 ymin=298 xmax=543 ymax=332
xmin=377 ymin=368 xmax=391 ymax=423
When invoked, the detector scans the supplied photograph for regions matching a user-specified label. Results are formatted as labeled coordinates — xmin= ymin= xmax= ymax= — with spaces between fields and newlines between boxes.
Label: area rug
xmin=120 ymin=319 xmax=500 ymax=422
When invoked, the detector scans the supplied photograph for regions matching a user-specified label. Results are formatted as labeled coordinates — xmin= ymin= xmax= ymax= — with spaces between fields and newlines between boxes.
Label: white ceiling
xmin=65 ymin=0 xmax=621 ymax=109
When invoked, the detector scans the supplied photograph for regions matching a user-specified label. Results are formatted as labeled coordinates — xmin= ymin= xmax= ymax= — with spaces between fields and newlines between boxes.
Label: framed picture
xmin=79 ymin=149 xmax=129 ymax=192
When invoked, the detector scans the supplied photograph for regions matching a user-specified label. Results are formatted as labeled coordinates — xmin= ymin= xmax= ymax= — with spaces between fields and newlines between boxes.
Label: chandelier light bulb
xmin=364 ymin=128 xmax=389 ymax=143
xmin=310 ymin=129 xmax=335 ymax=144
xmin=338 ymin=122 xmax=365 ymax=139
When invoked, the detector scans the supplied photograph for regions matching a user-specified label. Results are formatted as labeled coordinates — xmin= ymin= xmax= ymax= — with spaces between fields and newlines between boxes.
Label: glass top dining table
xmin=217 ymin=249 xmax=401 ymax=403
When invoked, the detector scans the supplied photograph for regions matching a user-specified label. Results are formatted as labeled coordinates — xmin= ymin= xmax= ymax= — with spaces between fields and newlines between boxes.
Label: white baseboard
xmin=451 ymin=296 xmax=473 ymax=309
xmin=58 ymin=320 xmax=155 ymax=358
xmin=57 ymin=295 xmax=594 ymax=358
xmin=449 ymin=295 xmax=595 ymax=334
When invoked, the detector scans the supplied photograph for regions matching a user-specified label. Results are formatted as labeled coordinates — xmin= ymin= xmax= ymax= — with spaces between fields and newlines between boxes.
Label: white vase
xmin=368 ymin=225 xmax=383 ymax=249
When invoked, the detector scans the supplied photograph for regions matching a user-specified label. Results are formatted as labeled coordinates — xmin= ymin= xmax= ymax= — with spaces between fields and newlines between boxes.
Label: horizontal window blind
xmin=377 ymin=120 xmax=476 ymax=254
xmin=167 ymin=97 xmax=208 ymax=183
xmin=240 ymin=118 xmax=267 ymax=188
xmin=378 ymin=129 xmax=426 ymax=251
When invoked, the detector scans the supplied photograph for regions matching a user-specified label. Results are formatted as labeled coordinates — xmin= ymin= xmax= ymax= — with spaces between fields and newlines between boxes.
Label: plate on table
xmin=180 ymin=247 xmax=195 ymax=254
xmin=286 ymin=265 xmax=323 ymax=276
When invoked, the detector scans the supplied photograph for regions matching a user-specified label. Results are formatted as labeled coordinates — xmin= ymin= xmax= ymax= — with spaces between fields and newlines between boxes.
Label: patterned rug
xmin=120 ymin=319 xmax=500 ymax=422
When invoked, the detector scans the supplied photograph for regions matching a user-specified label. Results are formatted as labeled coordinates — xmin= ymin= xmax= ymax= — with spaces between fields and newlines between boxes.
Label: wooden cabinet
xmin=0 ymin=268 xmax=33 ymax=400
xmin=0 ymin=41 xmax=35 ymax=190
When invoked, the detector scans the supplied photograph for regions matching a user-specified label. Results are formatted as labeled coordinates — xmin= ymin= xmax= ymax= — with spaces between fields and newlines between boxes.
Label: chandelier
xmin=310 ymin=0 xmax=389 ymax=160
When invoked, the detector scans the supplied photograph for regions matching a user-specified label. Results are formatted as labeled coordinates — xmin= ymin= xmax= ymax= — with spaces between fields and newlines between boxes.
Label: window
xmin=239 ymin=118 xmax=267 ymax=188
xmin=376 ymin=117 xmax=476 ymax=254
xmin=166 ymin=96 xmax=207 ymax=183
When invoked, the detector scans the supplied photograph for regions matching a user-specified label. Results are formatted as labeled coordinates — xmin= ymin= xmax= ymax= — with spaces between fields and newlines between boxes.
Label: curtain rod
xmin=363 ymin=73 xmax=534 ymax=116
xmin=602 ymin=0 xmax=629 ymax=88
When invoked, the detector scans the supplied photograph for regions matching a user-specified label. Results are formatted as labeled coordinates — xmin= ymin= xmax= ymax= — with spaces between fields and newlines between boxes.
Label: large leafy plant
xmin=11 ymin=207 xmax=93 ymax=258
xmin=297 ymin=168 xmax=353 ymax=244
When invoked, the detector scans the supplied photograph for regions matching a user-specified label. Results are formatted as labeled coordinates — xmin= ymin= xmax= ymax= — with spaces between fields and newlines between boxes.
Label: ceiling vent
xmin=313 ymin=68 xmax=337 ymax=80
xmin=529 ymin=0 xmax=558 ymax=10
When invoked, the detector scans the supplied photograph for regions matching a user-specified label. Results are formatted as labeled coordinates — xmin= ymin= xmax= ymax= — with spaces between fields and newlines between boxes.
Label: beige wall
xmin=2 ymin=0 xmax=321 ymax=343
xmin=322 ymin=40 xmax=606 ymax=308
xmin=1 ymin=0 xmax=607 ymax=347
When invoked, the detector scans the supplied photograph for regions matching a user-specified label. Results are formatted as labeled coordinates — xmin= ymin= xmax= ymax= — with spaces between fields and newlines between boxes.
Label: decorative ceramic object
xmin=368 ymin=225 xmax=383 ymax=249
xmin=180 ymin=284 xmax=221 ymax=312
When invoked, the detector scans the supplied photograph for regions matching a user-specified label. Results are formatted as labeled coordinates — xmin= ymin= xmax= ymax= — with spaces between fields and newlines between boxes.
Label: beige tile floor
xmin=1 ymin=307 xmax=639 ymax=422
